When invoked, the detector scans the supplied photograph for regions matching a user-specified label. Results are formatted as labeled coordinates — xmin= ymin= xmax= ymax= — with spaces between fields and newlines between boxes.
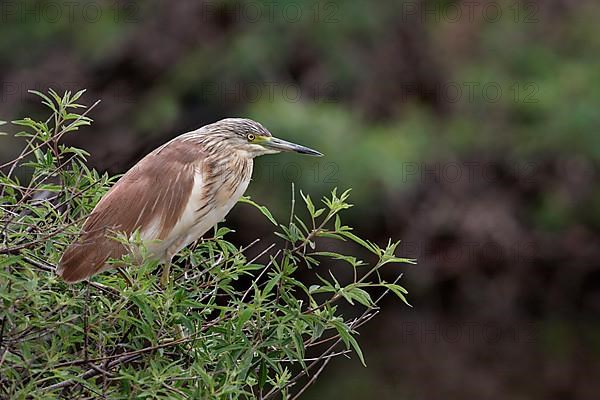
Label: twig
xmin=51 ymin=316 xmax=222 ymax=369
xmin=43 ymin=353 xmax=139 ymax=392
xmin=241 ymin=248 xmax=280 ymax=303
xmin=0 ymin=215 xmax=86 ymax=255
xmin=263 ymin=338 xmax=343 ymax=400
xmin=291 ymin=355 xmax=333 ymax=400
xmin=83 ymin=285 xmax=90 ymax=362
xmin=266 ymin=275 xmax=404 ymax=399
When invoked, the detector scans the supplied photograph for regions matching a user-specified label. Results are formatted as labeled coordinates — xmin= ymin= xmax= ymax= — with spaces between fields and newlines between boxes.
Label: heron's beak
xmin=263 ymin=137 xmax=323 ymax=156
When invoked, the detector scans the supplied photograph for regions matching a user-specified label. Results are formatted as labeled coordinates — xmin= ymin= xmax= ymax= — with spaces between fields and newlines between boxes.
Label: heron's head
xmin=206 ymin=118 xmax=323 ymax=158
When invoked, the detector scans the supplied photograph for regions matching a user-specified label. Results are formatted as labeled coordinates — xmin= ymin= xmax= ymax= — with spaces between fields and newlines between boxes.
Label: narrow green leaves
xmin=238 ymin=196 xmax=278 ymax=225
xmin=0 ymin=89 xmax=414 ymax=400
xmin=331 ymin=320 xmax=366 ymax=367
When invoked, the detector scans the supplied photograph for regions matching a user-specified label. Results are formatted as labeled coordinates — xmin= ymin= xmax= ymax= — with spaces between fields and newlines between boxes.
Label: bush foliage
xmin=0 ymin=90 xmax=413 ymax=399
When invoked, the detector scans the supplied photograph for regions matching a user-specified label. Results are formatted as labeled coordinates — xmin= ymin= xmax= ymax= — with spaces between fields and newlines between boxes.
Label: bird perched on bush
xmin=58 ymin=118 xmax=322 ymax=284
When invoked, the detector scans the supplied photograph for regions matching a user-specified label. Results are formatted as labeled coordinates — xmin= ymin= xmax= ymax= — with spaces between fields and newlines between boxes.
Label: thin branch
xmin=291 ymin=355 xmax=333 ymax=400
xmin=43 ymin=353 xmax=139 ymax=392
xmin=0 ymin=215 xmax=86 ymax=255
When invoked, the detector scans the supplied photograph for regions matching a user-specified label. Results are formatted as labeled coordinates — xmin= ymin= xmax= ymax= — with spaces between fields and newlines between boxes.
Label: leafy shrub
xmin=0 ymin=90 xmax=413 ymax=399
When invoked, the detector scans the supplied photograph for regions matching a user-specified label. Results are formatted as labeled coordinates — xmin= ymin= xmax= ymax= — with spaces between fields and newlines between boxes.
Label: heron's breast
xmin=158 ymin=160 xmax=252 ymax=257
xmin=192 ymin=160 xmax=252 ymax=232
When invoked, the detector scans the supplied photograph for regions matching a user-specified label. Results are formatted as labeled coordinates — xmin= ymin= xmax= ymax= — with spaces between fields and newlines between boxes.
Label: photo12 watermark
xmin=398 ymin=320 xmax=538 ymax=345
xmin=401 ymin=240 xmax=537 ymax=266
xmin=400 ymin=81 xmax=540 ymax=104
xmin=250 ymin=161 xmax=339 ymax=184
xmin=1 ymin=80 xmax=341 ymax=105
xmin=0 ymin=0 xmax=141 ymax=24
xmin=400 ymin=1 xmax=540 ymax=24
xmin=199 ymin=81 xmax=340 ymax=104
xmin=398 ymin=161 xmax=540 ymax=185
xmin=200 ymin=1 xmax=341 ymax=24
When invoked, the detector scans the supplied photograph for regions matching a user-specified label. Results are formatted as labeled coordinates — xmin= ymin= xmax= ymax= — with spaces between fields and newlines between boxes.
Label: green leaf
xmin=331 ymin=320 xmax=365 ymax=366
xmin=291 ymin=332 xmax=306 ymax=369
xmin=344 ymin=286 xmax=373 ymax=307
xmin=339 ymin=231 xmax=379 ymax=254
xmin=263 ymin=273 xmax=281 ymax=296
xmin=316 ymin=232 xmax=345 ymax=241
xmin=28 ymin=90 xmax=57 ymax=113
xmin=312 ymin=251 xmax=364 ymax=267
xmin=300 ymin=190 xmax=315 ymax=216
xmin=258 ymin=359 xmax=268 ymax=389
xmin=347 ymin=331 xmax=366 ymax=367
xmin=70 ymin=89 xmax=87 ymax=103
xmin=238 ymin=196 xmax=278 ymax=225
xmin=129 ymin=294 xmax=157 ymax=329
xmin=385 ymin=283 xmax=412 ymax=307
xmin=237 ymin=307 xmax=254 ymax=332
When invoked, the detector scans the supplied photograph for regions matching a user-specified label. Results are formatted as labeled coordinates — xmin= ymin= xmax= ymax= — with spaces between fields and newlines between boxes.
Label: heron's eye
xmin=247 ymin=133 xmax=256 ymax=141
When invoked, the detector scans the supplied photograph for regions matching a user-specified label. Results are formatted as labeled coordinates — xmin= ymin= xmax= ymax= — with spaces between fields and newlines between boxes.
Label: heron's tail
xmin=58 ymin=231 xmax=122 ymax=283
xmin=58 ymin=240 xmax=97 ymax=283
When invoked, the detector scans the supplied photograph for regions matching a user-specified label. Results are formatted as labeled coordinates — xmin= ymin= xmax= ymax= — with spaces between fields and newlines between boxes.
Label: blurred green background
xmin=1 ymin=0 xmax=599 ymax=398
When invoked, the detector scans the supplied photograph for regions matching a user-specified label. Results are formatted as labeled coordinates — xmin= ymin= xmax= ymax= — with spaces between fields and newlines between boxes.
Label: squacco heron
xmin=57 ymin=118 xmax=322 ymax=284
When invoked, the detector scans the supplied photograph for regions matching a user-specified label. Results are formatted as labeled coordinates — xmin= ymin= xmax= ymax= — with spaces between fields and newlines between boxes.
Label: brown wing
xmin=57 ymin=139 xmax=200 ymax=283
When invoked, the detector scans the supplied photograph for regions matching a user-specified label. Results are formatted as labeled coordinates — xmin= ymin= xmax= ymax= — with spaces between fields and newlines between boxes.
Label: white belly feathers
xmin=141 ymin=158 xmax=252 ymax=262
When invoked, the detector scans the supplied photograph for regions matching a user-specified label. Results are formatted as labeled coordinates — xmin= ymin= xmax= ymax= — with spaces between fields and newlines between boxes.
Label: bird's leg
xmin=160 ymin=256 xmax=183 ymax=339
xmin=117 ymin=267 xmax=133 ymax=286
xmin=160 ymin=261 xmax=171 ymax=288
xmin=161 ymin=242 xmax=183 ymax=287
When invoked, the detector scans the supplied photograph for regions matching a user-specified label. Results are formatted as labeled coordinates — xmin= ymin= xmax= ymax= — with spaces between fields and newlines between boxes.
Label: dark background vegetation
xmin=1 ymin=0 xmax=599 ymax=398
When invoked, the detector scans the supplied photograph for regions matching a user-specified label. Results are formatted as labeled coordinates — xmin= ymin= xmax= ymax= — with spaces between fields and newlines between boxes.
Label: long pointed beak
xmin=264 ymin=137 xmax=323 ymax=156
